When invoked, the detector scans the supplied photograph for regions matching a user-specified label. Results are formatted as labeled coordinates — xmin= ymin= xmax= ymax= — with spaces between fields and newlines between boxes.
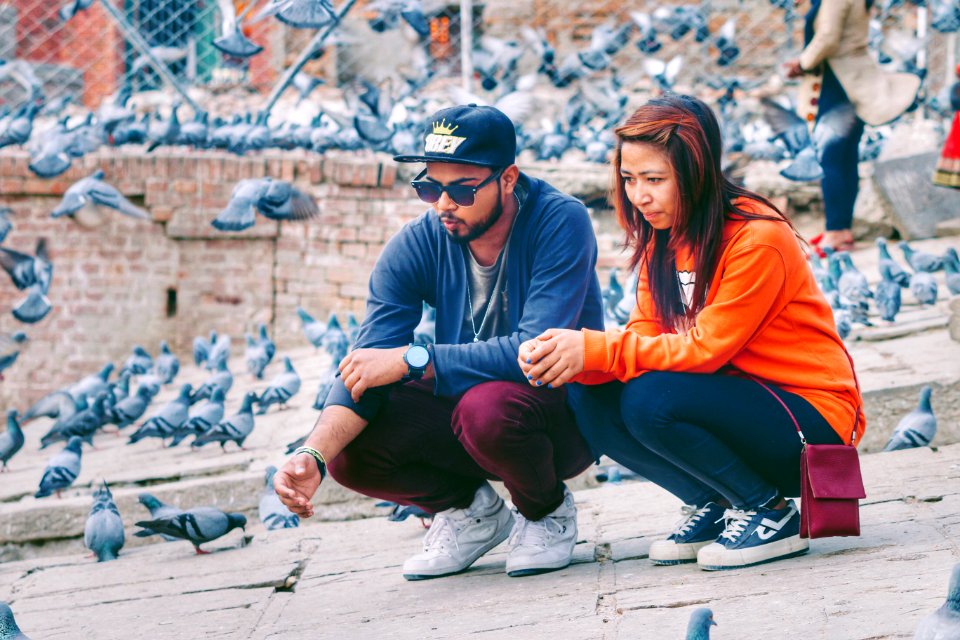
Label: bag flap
xmin=805 ymin=445 xmax=866 ymax=499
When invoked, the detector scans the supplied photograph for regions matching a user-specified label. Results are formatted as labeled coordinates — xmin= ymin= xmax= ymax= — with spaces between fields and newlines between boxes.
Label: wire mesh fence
xmin=0 ymin=0 xmax=957 ymax=164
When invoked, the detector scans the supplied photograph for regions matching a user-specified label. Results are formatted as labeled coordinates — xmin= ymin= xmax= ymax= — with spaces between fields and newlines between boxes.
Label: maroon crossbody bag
xmin=751 ymin=351 xmax=866 ymax=538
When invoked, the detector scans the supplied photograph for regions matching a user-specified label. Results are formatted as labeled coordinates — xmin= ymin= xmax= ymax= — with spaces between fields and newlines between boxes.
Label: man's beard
xmin=441 ymin=189 xmax=505 ymax=244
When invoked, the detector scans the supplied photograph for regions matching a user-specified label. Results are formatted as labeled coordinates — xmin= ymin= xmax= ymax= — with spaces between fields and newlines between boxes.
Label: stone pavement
xmin=0 ymin=236 xmax=959 ymax=639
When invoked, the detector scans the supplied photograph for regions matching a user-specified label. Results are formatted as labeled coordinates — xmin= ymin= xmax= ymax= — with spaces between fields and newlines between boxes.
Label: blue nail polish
xmin=536 ymin=380 xmax=542 ymax=386
xmin=547 ymin=384 xmax=552 ymax=389
xmin=526 ymin=358 xmax=531 ymax=364
xmin=527 ymin=374 xmax=532 ymax=380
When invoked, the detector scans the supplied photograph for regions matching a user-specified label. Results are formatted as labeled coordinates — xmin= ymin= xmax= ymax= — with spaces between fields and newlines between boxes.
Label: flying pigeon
xmin=213 ymin=0 xmax=264 ymax=58
xmin=84 ymin=481 xmax=125 ymax=562
xmin=259 ymin=466 xmax=300 ymax=530
xmin=0 ymin=332 xmax=27 ymax=379
xmin=0 ymin=238 xmax=52 ymax=293
xmin=914 ymin=563 xmax=960 ymax=640
xmin=51 ymin=170 xmax=150 ymax=223
xmin=212 ymin=178 xmax=320 ymax=232
xmin=0 ymin=206 xmax=13 ymax=243
xmin=883 ymin=385 xmax=937 ymax=451
xmin=35 ymin=436 xmax=83 ymax=498
xmin=0 ymin=410 xmax=24 ymax=472
xmin=134 ymin=506 xmax=247 ymax=554
xmin=193 ymin=391 xmax=257 ymax=450
xmin=256 ymin=358 xmax=301 ymax=414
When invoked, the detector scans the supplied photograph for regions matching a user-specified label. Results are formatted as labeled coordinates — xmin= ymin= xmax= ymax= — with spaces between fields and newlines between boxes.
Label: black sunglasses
xmin=410 ymin=167 xmax=504 ymax=207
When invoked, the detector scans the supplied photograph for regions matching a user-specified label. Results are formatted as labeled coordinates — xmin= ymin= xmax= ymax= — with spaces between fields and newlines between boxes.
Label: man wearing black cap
xmin=274 ymin=104 xmax=605 ymax=580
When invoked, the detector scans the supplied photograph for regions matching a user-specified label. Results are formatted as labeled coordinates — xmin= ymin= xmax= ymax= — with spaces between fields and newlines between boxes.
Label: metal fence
xmin=1 ymin=0 xmax=958 ymax=155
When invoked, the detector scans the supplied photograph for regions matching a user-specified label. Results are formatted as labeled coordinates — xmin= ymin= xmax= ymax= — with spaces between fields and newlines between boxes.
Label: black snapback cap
xmin=393 ymin=103 xmax=517 ymax=167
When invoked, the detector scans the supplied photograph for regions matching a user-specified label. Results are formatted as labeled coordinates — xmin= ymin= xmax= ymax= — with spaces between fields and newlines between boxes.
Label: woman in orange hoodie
xmin=518 ymin=95 xmax=864 ymax=571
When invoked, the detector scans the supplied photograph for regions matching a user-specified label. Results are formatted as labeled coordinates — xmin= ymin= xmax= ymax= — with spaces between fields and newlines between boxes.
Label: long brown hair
xmin=612 ymin=94 xmax=797 ymax=330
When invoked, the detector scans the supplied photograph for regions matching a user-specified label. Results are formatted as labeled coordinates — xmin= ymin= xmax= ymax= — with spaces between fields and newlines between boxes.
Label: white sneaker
xmin=505 ymin=487 xmax=578 ymax=577
xmin=402 ymin=483 xmax=513 ymax=581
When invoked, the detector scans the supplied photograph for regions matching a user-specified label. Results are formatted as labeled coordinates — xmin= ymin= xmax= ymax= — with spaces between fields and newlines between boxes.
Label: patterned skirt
xmin=933 ymin=111 xmax=960 ymax=190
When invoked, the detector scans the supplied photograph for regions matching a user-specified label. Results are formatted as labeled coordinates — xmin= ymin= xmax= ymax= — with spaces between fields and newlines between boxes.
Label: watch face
xmin=406 ymin=345 xmax=430 ymax=368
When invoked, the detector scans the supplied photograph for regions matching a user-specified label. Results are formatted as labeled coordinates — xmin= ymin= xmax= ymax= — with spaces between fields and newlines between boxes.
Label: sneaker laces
xmin=718 ymin=508 xmax=757 ymax=543
xmin=671 ymin=504 xmax=716 ymax=537
xmin=421 ymin=511 xmax=465 ymax=554
xmin=508 ymin=510 xmax=565 ymax=549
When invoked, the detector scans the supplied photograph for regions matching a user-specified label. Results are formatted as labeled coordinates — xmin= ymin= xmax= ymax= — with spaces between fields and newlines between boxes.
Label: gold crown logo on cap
xmin=432 ymin=119 xmax=459 ymax=136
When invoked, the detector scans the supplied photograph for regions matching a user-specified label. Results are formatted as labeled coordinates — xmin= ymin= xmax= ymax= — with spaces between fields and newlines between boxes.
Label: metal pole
xmin=98 ymin=0 xmax=203 ymax=114
xmin=916 ymin=5 xmax=927 ymax=122
xmin=259 ymin=0 xmax=358 ymax=119
xmin=460 ymin=0 xmax=474 ymax=92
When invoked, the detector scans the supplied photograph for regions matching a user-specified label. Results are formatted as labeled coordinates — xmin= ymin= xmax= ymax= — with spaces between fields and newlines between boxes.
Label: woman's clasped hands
xmin=517 ymin=328 xmax=586 ymax=389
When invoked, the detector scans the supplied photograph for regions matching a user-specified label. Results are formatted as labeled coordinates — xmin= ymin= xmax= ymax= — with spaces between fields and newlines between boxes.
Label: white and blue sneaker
xmin=648 ymin=502 xmax=727 ymax=565
xmin=697 ymin=499 xmax=809 ymax=571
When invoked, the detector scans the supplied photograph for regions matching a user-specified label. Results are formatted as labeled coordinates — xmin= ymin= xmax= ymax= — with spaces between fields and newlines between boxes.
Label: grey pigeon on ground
xmin=875 ymin=266 xmax=902 ymax=322
xmin=943 ymin=249 xmax=960 ymax=296
xmin=686 ymin=608 xmax=717 ymax=640
xmin=193 ymin=331 xmax=217 ymax=367
xmin=68 ymin=363 xmax=114 ymax=401
xmin=256 ymin=357 xmax=301 ymax=414
xmin=193 ymin=391 xmax=257 ymax=450
xmin=84 ymin=481 xmax=124 ymax=562
xmin=376 ymin=500 xmax=432 ymax=527
xmin=134 ymin=506 xmax=247 ymax=554
xmin=0 ymin=332 xmax=27 ymax=379
xmin=51 ymin=170 xmax=149 ymax=223
xmin=296 ymin=307 xmax=324 ymax=348
xmin=169 ymin=387 xmax=226 ymax=447
xmin=911 ymin=271 xmax=939 ymax=306
xmin=322 ymin=314 xmax=349 ymax=363
xmin=0 ymin=601 xmax=30 ymax=639
xmin=21 ymin=390 xmax=80 ymax=425
xmin=876 ymin=238 xmax=910 ymax=287
xmin=106 ymin=385 xmax=155 ymax=430
xmin=245 ymin=334 xmax=270 ymax=379
xmin=257 ymin=324 xmax=276 ymax=363
xmin=259 ymin=466 xmax=300 ymax=530
xmin=884 ymin=385 xmax=937 ymax=451
xmin=40 ymin=393 xmax=109 ymax=449
xmin=35 ymin=436 xmax=83 ymax=498
xmin=154 ymin=340 xmax=180 ymax=384
xmin=121 ymin=345 xmax=153 ymax=375
xmin=914 ymin=563 xmax=960 ymax=640
xmin=312 ymin=362 xmax=338 ymax=410
xmin=191 ymin=360 xmax=233 ymax=404
xmin=137 ymin=493 xmax=183 ymax=542
xmin=900 ymin=241 xmax=944 ymax=273
xmin=0 ymin=410 xmax=24 ymax=471
xmin=128 ymin=384 xmax=192 ymax=445
xmin=205 ymin=335 xmax=232 ymax=372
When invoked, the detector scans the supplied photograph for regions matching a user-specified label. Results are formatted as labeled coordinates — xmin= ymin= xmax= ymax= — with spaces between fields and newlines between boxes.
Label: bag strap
xmin=750 ymin=376 xmax=807 ymax=445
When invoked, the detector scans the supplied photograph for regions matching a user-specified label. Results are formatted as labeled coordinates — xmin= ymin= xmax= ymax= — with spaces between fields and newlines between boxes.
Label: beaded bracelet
xmin=293 ymin=446 xmax=327 ymax=480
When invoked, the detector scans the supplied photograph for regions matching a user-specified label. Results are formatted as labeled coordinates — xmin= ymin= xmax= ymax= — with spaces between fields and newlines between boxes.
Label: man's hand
xmin=521 ymin=328 xmax=585 ymax=388
xmin=339 ymin=347 xmax=408 ymax=403
xmin=783 ymin=59 xmax=804 ymax=79
xmin=274 ymin=453 xmax=323 ymax=518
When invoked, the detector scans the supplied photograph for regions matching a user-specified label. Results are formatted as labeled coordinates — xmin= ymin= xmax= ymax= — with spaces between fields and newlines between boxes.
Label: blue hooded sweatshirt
xmin=324 ymin=172 xmax=605 ymax=419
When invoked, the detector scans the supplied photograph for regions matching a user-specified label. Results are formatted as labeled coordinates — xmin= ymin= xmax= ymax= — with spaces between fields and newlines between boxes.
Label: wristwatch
xmin=403 ymin=344 xmax=431 ymax=381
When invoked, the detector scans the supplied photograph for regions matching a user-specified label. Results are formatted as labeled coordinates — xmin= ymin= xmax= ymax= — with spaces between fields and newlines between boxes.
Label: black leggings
xmin=568 ymin=372 xmax=843 ymax=508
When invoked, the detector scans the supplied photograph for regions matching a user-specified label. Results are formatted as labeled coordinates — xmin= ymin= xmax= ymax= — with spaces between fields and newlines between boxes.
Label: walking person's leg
xmin=619 ymin=371 xmax=843 ymax=570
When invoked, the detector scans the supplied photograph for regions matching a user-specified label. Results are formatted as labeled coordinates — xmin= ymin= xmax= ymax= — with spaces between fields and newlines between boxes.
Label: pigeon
xmin=169 ymin=387 xmax=226 ymax=447
xmin=137 ymin=493 xmax=183 ymax=542
xmin=900 ymin=241 xmax=945 ymax=273
xmin=910 ymin=271 xmax=939 ymax=306
xmin=643 ymin=56 xmax=684 ymax=93
xmin=106 ymin=385 xmax=155 ymax=430
xmin=376 ymin=500 xmax=432 ymax=528
xmin=0 ymin=601 xmax=29 ymax=639
xmin=245 ymin=334 xmax=270 ymax=379
xmin=285 ymin=433 xmax=308 ymax=454
xmin=191 ymin=360 xmax=233 ymax=404
xmin=312 ymin=362 xmax=338 ymax=410
xmin=943 ymin=249 xmax=960 ymax=296
xmin=0 ymin=102 xmax=40 ymax=149
xmin=110 ymin=371 xmax=132 ymax=403
xmin=322 ymin=314 xmax=349 ymax=363
xmin=0 ymin=206 xmax=13 ymax=243
xmin=686 ymin=608 xmax=717 ymax=640
xmin=836 ymin=253 xmax=873 ymax=306
xmin=760 ymin=97 xmax=824 ymax=182
xmin=11 ymin=284 xmax=51 ymax=324
xmin=193 ymin=391 xmax=257 ymax=450
xmin=205 ymin=335 xmax=232 ymax=372
xmin=50 ymin=170 xmax=149 ymax=222
xmin=59 ymin=0 xmax=95 ymax=21
xmin=128 ymin=384 xmax=192 ymax=445
xmin=713 ymin=19 xmax=740 ymax=66
xmin=629 ymin=11 xmax=663 ymax=54
xmin=259 ymin=466 xmax=300 ymax=530
xmin=0 ymin=332 xmax=27 ymax=379
xmin=145 ymin=102 xmax=183 ymax=153
xmin=256 ymin=357 xmax=301 ymax=414
xmin=134 ymin=507 xmax=247 ymax=554
xmin=346 ymin=313 xmax=361 ymax=345
xmin=877 ymin=238 xmax=911 ymax=287
xmin=296 ymin=307 xmax=325 ymax=348
xmin=366 ymin=0 xmax=429 ymax=36
xmin=0 ymin=238 xmax=52 ymax=294
xmin=255 ymin=0 xmax=337 ymax=28
xmin=883 ymin=385 xmax=937 ymax=451
xmin=211 ymin=178 xmax=320 ymax=232
xmin=193 ymin=331 xmax=217 ymax=367
xmin=257 ymin=323 xmax=276 ymax=363
xmin=875 ymin=267 xmax=902 ymax=322
xmin=413 ymin=302 xmax=436 ymax=347
xmin=68 ymin=363 xmax=114 ymax=400
xmin=154 ymin=340 xmax=180 ymax=384
xmin=84 ymin=481 xmax=124 ymax=562
xmin=121 ymin=345 xmax=153 ymax=376
xmin=35 ymin=436 xmax=83 ymax=498
xmin=914 ymin=563 xmax=960 ymax=640
xmin=213 ymin=0 xmax=264 ymax=59
xmin=40 ymin=393 xmax=109 ymax=449
xmin=0 ymin=410 xmax=25 ymax=471
xmin=21 ymin=390 xmax=81 ymax=425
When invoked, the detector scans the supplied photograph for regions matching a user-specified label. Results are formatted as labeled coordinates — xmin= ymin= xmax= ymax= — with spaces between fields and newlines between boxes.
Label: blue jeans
xmin=817 ymin=65 xmax=865 ymax=232
xmin=567 ymin=372 xmax=843 ymax=509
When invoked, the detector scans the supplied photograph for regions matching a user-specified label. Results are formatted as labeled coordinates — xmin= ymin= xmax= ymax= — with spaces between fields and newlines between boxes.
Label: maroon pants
xmin=327 ymin=380 xmax=594 ymax=521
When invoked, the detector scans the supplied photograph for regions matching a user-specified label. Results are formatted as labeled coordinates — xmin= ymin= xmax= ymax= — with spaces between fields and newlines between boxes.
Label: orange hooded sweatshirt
xmin=575 ymin=201 xmax=866 ymax=445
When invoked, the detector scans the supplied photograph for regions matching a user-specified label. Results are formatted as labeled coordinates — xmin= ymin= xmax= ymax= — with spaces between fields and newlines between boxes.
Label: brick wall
xmin=3 ymin=150 xmax=622 ymax=405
